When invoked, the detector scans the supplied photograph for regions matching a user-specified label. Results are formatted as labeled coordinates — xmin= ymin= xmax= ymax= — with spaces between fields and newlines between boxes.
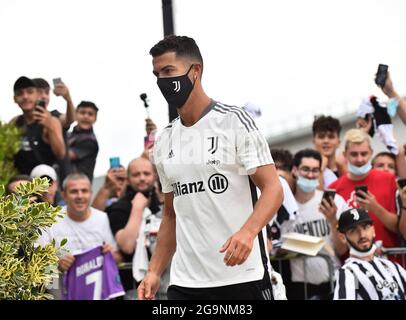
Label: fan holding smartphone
xmin=140 ymin=93 xmax=157 ymax=150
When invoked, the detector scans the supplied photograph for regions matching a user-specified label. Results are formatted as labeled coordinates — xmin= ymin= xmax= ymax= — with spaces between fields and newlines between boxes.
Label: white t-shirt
xmin=290 ymin=190 xmax=348 ymax=284
xmin=38 ymin=207 xmax=117 ymax=255
xmin=153 ymin=101 xmax=274 ymax=288
xmin=323 ymin=168 xmax=338 ymax=189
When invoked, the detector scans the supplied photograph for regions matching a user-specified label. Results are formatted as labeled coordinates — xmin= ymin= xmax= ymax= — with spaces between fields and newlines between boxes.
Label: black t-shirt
xmin=68 ymin=125 xmax=98 ymax=182
xmin=106 ymin=186 xmax=161 ymax=291
xmin=14 ymin=115 xmax=58 ymax=175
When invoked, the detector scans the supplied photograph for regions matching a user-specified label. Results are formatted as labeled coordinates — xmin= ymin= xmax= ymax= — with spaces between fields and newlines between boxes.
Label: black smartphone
xmin=355 ymin=185 xmax=368 ymax=199
xmin=398 ymin=178 xmax=406 ymax=189
xmin=375 ymin=64 xmax=388 ymax=87
xmin=109 ymin=157 xmax=121 ymax=169
xmin=36 ymin=100 xmax=46 ymax=110
xmin=322 ymin=189 xmax=336 ymax=205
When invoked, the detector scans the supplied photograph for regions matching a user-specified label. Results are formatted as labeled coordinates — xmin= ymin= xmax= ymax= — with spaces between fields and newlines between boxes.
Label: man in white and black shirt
xmin=334 ymin=208 xmax=406 ymax=300
xmin=137 ymin=35 xmax=283 ymax=300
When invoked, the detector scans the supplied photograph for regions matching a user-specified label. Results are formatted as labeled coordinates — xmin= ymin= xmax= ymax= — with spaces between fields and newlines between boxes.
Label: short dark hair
xmin=293 ymin=149 xmax=322 ymax=169
xmin=32 ymin=78 xmax=50 ymax=90
xmin=77 ymin=100 xmax=99 ymax=112
xmin=372 ymin=152 xmax=396 ymax=166
xmin=149 ymin=35 xmax=203 ymax=71
xmin=6 ymin=174 xmax=31 ymax=194
xmin=312 ymin=115 xmax=341 ymax=136
xmin=271 ymin=148 xmax=293 ymax=171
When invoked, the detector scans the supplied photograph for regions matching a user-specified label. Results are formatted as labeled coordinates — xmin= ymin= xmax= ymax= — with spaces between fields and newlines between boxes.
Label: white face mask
xmin=296 ymin=176 xmax=319 ymax=193
xmin=349 ymin=244 xmax=376 ymax=258
xmin=348 ymin=161 xmax=372 ymax=176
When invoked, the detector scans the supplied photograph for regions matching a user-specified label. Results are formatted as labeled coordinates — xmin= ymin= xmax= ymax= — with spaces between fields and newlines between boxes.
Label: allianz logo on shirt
xmin=172 ymin=174 xmax=229 ymax=197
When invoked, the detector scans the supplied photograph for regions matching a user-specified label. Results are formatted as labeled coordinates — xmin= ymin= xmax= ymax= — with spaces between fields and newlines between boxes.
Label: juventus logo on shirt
xmin=208 ymin=136 xmax=218 ymax=154
xmin=172 ymin=81 xmax=181 ymax=92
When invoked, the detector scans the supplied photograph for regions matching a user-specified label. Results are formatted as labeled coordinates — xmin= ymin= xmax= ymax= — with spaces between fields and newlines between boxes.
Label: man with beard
xmin=334 ymin=208 xmax=406 ymax=300
xmin=106 ymin=157 xmax=162 ymax=298
xmin=329 ymin=129 xmax=400 ymax=255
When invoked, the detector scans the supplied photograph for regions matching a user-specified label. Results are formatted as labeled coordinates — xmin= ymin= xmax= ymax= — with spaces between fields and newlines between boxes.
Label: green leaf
xmin=0 ymin=185 xmax=5 ymax=197
xmin=60 ymin=238 xmax=67 ymax=247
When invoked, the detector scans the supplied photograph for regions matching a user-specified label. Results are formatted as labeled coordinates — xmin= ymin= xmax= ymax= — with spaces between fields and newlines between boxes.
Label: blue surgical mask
xmin=387 ymin=98 xmax=399 ymax=118
xmin=348 ymin=161 xmax=372 ymax=176
xmin=297 ymin=176 xmax=319 ymax=193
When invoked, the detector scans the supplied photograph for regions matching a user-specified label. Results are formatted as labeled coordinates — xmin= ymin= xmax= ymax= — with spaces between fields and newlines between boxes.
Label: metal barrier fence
xmin=269 ymin=251 xmax=336 ymax=300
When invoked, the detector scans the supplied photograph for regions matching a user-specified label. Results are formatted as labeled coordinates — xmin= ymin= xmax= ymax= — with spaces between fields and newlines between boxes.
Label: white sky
xmin=1 ymin=0 xmax=406 ymax=177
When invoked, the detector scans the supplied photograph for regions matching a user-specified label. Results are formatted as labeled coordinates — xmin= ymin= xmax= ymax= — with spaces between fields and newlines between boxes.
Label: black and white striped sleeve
xmin=231 ymin=108 xmax=273 ymax=172
xmin=333 ymin=268 xmax=357 ymax=300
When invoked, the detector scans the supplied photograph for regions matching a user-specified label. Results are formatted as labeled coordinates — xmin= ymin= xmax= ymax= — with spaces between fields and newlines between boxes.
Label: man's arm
xmin=33 ymin=106 xmax=66 ymax=159
xmin=137 ymin=192 xmax=176 ymax=300
xmin=54 ymin=82 xmax=75 ymax=129
xmin=356 ymin=190 xmax=398 ymax=233
xmin=319 ymin=198 xmax=348 ymax=256
xmin=220 ymin=164 xmax=283 ymax=266
xmin=398 ymin=187 xmax=406 ymax=239
xmin=380 ymin=72 xmax=406 ymax=125
xmin=115 ymin=193 xmax=148 ymax=255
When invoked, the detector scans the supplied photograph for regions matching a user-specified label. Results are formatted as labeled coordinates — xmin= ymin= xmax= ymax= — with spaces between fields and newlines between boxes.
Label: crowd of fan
xmin=4 ymin=70 xmax=406 ymax=300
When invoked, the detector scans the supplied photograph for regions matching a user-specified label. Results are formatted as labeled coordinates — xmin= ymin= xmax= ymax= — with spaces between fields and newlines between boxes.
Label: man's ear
xmin=291 ymin=166 xmax=298 ymax=178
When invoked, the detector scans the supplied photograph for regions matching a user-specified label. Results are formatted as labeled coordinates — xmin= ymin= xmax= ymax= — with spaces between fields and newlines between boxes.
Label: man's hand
xmin=33 ymin=106 xmax=54 ymax=129
xmin=131 ymin=192 xmax=150 ymax=212
xmin=219 ymin=228 xmax=255 ymax=267
xmin=319 ymin=197 xmax=338 ymax=226
xmin=399 ymin=186 xmax=406 ymax=208
xmin=137 ymin=272 xmax=161 ymax=300
xmin=355 ymin=190 xmax=379 ymax=212
xmin=53 ymin=82 xmax=71 ymax=101
xmin=104 ymin=167 xmax=127 ymax=196
xmin=356 ymin=116 xmax=372 ymax=134
xmin=101 ymin=242 xmax=114 ymax=254
xmin=58 ymin=255 xmax=75 ymax=272
xmin=381 ymin=72 xmax=398 ymax=98
xmin=145 ymin=118 xmax=157 ymax=135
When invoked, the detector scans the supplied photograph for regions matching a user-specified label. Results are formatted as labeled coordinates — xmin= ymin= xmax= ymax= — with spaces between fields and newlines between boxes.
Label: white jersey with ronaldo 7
xmin=153 ymin=100 xmax=274 ymax=288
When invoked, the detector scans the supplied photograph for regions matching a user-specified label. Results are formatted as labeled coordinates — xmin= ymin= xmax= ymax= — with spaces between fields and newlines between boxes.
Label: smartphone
xmin=52 ymin=78 xmax=62 ymax=86
xmin=109 ymin=157 xmax=121 ymax=169
xmin=375 ymin=64 xmax=388 ymax=87
xmin=322 ymin=189 xmax=336 ymax=205
xmin=355 ymin=185 xmax=368 ymax=199
xmin=36 ymin=100 xmax=46 ymax=110
xmin=398 ymin=178 xmax=406 ymax=189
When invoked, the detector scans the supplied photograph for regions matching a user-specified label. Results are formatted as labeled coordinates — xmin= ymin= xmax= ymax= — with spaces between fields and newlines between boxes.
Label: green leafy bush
xmin=0 ymin=178 xmax=65 ymax=300
xmin=0 ymin=121 xmax=21 ymax=186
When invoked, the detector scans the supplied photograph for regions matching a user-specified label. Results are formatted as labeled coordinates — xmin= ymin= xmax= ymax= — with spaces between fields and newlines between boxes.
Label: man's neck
xmin=295 ymin=187 xmax=315 ymax=204
xmin=22 ymin=110 xmax=35 ymax=124
xmin=347 ymin=171 xmax=369 ymax=181
xmin=327 ymin=155 xmax=338 ymax=171
xmin=178 ymin=90 xmax=211 ymax=127
xmin=67 ymin=208 xmax=91 ymax=222
xmin=350 ymin=253 xmax=374 ymax=261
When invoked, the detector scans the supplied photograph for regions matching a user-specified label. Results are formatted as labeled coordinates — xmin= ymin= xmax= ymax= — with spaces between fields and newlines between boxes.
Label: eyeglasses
xmin=299 ymin=166 xmax=320 ymax=174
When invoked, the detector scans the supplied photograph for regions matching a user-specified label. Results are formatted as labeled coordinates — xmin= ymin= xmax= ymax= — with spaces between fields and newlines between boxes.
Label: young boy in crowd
xmin=68 ymin=101 xmax=99 ymax=182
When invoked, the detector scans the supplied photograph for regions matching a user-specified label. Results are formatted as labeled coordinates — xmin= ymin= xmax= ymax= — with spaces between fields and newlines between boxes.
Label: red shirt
xmin=329 ymin=169 xmax=399 ymax=249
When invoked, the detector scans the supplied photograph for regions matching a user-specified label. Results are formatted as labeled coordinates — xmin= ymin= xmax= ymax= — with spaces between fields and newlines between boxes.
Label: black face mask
xmin=157 ymin=64 xmax=195 ymax=110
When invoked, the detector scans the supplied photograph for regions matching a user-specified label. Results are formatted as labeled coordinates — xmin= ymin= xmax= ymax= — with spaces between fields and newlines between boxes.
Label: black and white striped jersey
xmin=334 ymin=256 xmax=406 ymax=300
xmin=153 ymin=100 xmax=274 ymax=288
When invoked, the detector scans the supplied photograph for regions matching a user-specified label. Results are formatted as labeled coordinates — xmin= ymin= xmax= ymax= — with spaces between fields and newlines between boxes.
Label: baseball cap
xmin=30 ymin=164 xmax=58 ymax=182
xmin=13 ymin=76 xmax=37 ymax=93
xmin=338 ymin=208 xmax=373 ymax=233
